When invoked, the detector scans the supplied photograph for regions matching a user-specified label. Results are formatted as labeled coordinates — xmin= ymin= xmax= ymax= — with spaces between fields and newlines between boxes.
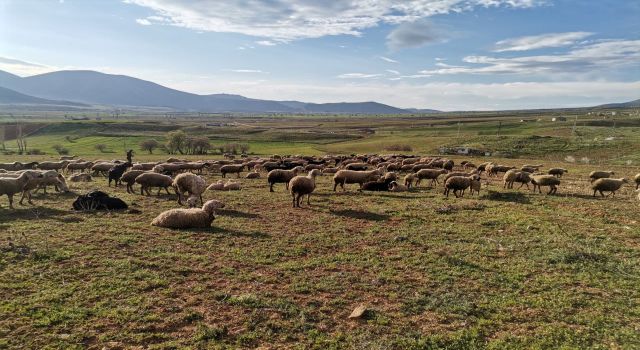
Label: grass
xmin=1 ymin=112 xmax=640 ymax=348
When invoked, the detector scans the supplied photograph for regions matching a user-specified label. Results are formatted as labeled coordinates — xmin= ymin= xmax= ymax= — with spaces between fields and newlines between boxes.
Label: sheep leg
xmin=157 ymin=187 xmax=162 ymax=196
xmin=7 ymin=194 xmax=14 ymax=209
xmin=599 ymin=190 xmax=605 ymax=197
xmin=593 ymin=190 xmax=597 ymax=197
xmin=270 ymin=183 xmax=275 ymax=192
xmin=307 ymin=194 xmax=311 ymax=205
xmin=236 ymin=172 xmax=240 ymax=178
xmin=165 ymin=187 xmax=171 ymax=195
xmin=222 ymin=173 xmax=226 ymax=178
xmin=200 ymin=194 xmax=203 ymax=205
xmin=333 ymin=181 xmax=337 ymax=191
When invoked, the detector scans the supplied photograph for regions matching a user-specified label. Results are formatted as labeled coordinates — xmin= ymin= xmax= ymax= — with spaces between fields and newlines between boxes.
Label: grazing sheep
xmin=477 ymin=162 xmax=492 ymax=174
xmin=65 ymin=161 xmax=94 ymax=174
xmin=548 ymin=168 xmax=567 ymax=177
xmin=389 ymin=181 xmax=408 ymax=192
xmin=404 ymin=173 xmax=417 ymax=188
xmin=220 ymin=164 xmax=245 ymax=178
xmin=172 ymin=173 xmax=207 ymax=206
xmin=151 ymin=199 xmax=224 ymax=229
xmin=0 ymin=172 xmax=43 ymax=208
xmin=531 ymin=175 xmax=561 ymax=195
xmin=69 ymin=173 xmax=92 ymax=182
xmin=19 ymin=171 xmax=69 ymax=205
xmin=290 ymin=169 xmax=321 ymax=207
xmin=589 ymin=170 xmax=615 ymax=183
xmin=333 ymin=169 xmax=382 ymax=191
xmin=487 ymin=164 xmax=515 ymax=177
xmin=37 ymin=161 xmax=70 ymax=171
xmin=503 ymin=170 xmax=532 ymax=189
xmin=383 ymin=172 xmax=398 ymax=182
xmin=443 ymin=175 xmax=480 ymax=198
xmin=135 ymin=173 xmax=173 ymax=196
xmin=120 ymin=170 xmax=146 ymax=193
xmin=245 ymin=171 xmax=261 ymax=179
xmin=91 ymin=162 xmax=117 ymax=176
xmin=444 ymin=171 xmax=477 ymax=182
xmin=108 ymin=162 xmax=131 ymax=187
xmin=267 ymin=166 xmax=304 ymax=192
xmin=415 ymin=168 xmax=447 ymax=187
xmin=635 ymin=173 xmax=640 ymax=190
xmin=469 ymin=177 xmax=481 ymax=195
xmin=591 ymin=178 xmax=628 ymax=197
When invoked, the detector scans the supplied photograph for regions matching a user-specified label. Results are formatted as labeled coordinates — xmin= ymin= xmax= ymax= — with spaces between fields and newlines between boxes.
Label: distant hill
xmin=0 ymin=69 xmax=426 ymax=114
xmin=0 ymin=86 xmax=87 ymax=106
xmin=595 ymin=99 xmax=640 ymax=108
xmin=405 ymin=108 xmax=441 ymax=113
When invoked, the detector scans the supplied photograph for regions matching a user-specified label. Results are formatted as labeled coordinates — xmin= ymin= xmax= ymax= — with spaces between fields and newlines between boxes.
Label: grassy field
xmin=1 ymin=112 xmax=640 ymax=348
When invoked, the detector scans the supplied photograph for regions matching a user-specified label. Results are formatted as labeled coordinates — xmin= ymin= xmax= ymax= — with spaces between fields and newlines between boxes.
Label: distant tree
xmin=166 ymin=130 xmax=187 ymax=154
xmin=94 ymin=144 xmax=108 ymax=153
xmin=140 ymin=139 xmax=160 ymax=154
xmin=52 ymin=144 xmax=69 ymax=155
xmin=239 ymin=143 xmax=250 ymax=154
xmin=0 ymin=125 xmax=5 ymax=150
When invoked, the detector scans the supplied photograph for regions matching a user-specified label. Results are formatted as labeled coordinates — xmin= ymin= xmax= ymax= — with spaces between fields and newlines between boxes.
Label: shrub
xmin=94 ymin=144 xmax=108 ymax=153
xmin=384 ymin=144 xmax=413 ymax=152
xmin=52 ymin=144 xmax=69 ymax=155
xmin=140 ymin=139 xmax=159 ymax=154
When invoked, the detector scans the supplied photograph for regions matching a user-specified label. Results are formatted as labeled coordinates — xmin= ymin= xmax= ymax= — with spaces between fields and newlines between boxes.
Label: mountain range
xmin=0 ymin=69 xmax=420 ymax=114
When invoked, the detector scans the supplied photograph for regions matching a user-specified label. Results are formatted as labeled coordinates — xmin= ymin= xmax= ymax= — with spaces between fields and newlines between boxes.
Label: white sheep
xmin=0 ymin=172 xmax=43 ymax=208
xmin=290 ymin=169 xmax=321 ymax=207
xmin=151 ymin=200 xmax=225 ymax=229
xmin=173 ymin=173 xmax=207 ymax=206
xmin=333 ymin=169 xmax=382 ymax=191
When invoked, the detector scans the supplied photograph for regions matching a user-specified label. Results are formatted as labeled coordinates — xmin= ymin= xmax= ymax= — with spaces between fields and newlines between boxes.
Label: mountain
xmin=0 ymin=86 xmax=87 ymax=106
xmin=405 ymin=108 xmax=441 ymax=113
xmin=595 ymin=99 xmax=640 ymax=108
xmin=0 ymin=69 xmax=427 ymax=114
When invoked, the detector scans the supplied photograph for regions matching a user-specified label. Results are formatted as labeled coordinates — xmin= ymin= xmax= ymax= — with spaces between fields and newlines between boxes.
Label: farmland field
xmin=1 ymin=112 xmax=640 ymax=349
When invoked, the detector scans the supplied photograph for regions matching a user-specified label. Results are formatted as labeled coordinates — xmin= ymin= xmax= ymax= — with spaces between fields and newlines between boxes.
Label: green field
xmin=1 ymin=111 xmax=640 ymax=348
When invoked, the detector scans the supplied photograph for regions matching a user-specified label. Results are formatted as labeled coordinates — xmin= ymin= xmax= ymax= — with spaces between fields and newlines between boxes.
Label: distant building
xmin=552 ymin=116 xmax=567 ymax=122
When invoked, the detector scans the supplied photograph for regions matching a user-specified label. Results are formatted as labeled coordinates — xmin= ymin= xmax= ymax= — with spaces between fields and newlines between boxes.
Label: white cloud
xmin=0 ymin=56 xmax=57 ymax=76
xmin=380 ymin=56 xmax=398 ymax=63
xmin=494 ymin=32 xmax=594 ymax=52
xmin=227 ymin=69 xmax=266 ymax=73
xmin=256 ymin=40 xmax=277 ymax=46
xmin=135 ymin=18 xmax=152 ymax=25
xmin=420 ymin=39 xmax=640 ymax=76
xmin=124 ymin=0 xmax=545 ymax=41
xmin=337 ymin=73 xmax=383 ymax=79
xmin=386 ymin=69 xmax=400 ymax=74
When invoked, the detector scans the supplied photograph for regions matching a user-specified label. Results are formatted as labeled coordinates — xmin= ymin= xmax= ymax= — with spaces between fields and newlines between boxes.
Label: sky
xmin=0 ymin=0 xmax=639 ymax=111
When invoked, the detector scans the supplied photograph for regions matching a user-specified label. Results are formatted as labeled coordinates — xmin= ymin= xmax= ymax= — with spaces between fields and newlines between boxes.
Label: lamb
xmin=120 ymin=170 xmax=146 ymax=193
xmin=69 ymin=173 xmax=92 ymax=182
xmin=635 ymin=173 xmax=640 ymax=189
xmin=220 ymin=164 xmax=245 ymax=178
xmin=135 ymin=173 xmax=173 ymax=196
xmin=151 ymin=200 xmax=225 ymax=229
xmin=531 ymin=175 xmax=561 ymax=195
xmin=267 ymin=166 xmax=304 ymax=192
xmin=589 ymin=170 xmax=615 ymax=183
xmin=0 ymin=172 xmax=43 ymax=208
xmin=289 ymin=169 xmax=321 ymax=207
xmin=443 ymin=175 xmax=480 ymax=198
xmin=245 ymin=171 xmax=261 ymax=179
xmin=389 ymin=181 xmax=408 ymax=192
xmin=172 ymin=173 xmax=207 ymax=206
xmin=108 ymin=162 xmax=131 ymax=187
xmin=404 ymin=173 xmax=417 ymax=188
xmin=333 ymin=169 xmax=382 ymax=191
xmin=415 ymin=168 xmax=447 ymax=187
xmin=548 ymin=168 xmax=567 ymax=177
xmin=591 ymin=178 xmax=628 ymax=197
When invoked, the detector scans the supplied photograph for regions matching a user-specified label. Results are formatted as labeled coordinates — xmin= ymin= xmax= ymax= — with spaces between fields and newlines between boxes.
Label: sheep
xmin=267 ymin=166 xmax=304 ymax=192
xmin=65 ymin=161 xmax=94 ymax=174
xmin=444 ymin=171 xmax=477 ymax=182
xmin=222 ymin=180 xmax=241 ymax=191
xmin=0 ymin=162 xmax=23 ymax=171
xmin=591 ymin=178 xmax=628 ymax=197
xmin=389 ymin=181 xmax=408 ymax=192
xmin=589 ymin=170 xmax=615 ymax=183
xmin=131 ymin=162 xmax=158 ymax=171
xmin=415 ymin=168 xmax=447 ymax=187
xmin=207 ymin=180 xmax=226 ymax=191
xmin=333 ymin=169 xmax=382 ymax=191
xmin=120 ymin=170 xmax=146 ymax=193
xmin=108 ymin=162 xmax=131 ymax=187
xmin=404 ymin=173 xmax=417 ymax=188
xmin=151 ymin=199 xmax=224 ymax=229
xmin=220 ymin=164 xmax=245 ymax=178
xmin=520 ymin=166 xmax=538 ymax=174
xmin=69 ymin=173 xmax=92 ymax=182
xmin=477 ymin=162 xmax=492 ymax=174
xmin=344 ymin=162 xmax=368 ymax=171
xmin=0 ymin=172 xmax=43 ymax=208
xmin=290 ymin=169 xmax=321 ymax=207
xmin=487 ymin=164 xmax=515 ymax=177
xmin=531 ymin=175 xmax=561 ymax=195
xmin=548 ymin=168 xmax=567 ymax=177
xmin=383 ymin=172 xmax=398 ymax=182
xmin=361 ymin=178 xmax=395 ymax=191
xmin=635 ymin=173 xmax=640 ymax=190
xmin=245 ymin=171 xmax=261 ymax=179
xmin=463 ymin=162 xmax=477 ymax=170
xmin=19 ymin=171 xmax=69 ymax=205
xmin=469 ymin=177 xmax=481 ymax=195
xmin=172 ymin=173 xmax=207 ymax=206
xmin=135 ymin=173 xmax=173 ymax=196
xmin=37 ymin=161 xmax=70 ymax=171
xmin=503 ymin=170 xmax=532 ymax=189
xmin=443 ymin=175 xmax=480 ymax=198
xmin=91 ymin=162 xmax=117 ymax=176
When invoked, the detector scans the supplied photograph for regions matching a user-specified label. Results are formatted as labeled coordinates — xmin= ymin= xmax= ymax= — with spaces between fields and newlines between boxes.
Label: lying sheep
xmin=591 ymin=178 xmax=628 ymax=197
xmin=173 ymin=173 xmax=207 ymax=206
xmin=220 ymin=164 xmax=245 ymax=178
xmin=548 ymin=168 xmax=567 ymax=177
xmin=267 ymin=166 xmax=304 ymax=192
xmin=589 ymin=170 xmax=615 ymax=183
xmin=290 ymin=169 xmax=321 ymax=208
xmin=222 ymin=180 xmax=241 ymax=191
xmin=135 ymin=173 xmax=173 ymax=196
xmin=0 ymin=172 xmax=43 ymax=208
xmin=207 ymin=180 xmax=225 ymax=191
xmin=69 ymin=173 xmax=92 ymax=182
xmin=245 ymin=171 xmax=261 ymax=179
xmin=443 ymin=175 xmax=480 ymax=198
xmin=415 ymin=169 xmax=447 ymax=187
xmin=531 ymin=175 xmax=561 ymax=195
xmin=151 ymin=199 xmax=225 ymax=229
xmin=389 ymin=181 xmax=408 ymax=192
xmin=333 ymin=169 xmax=382 ymax=191
xmin=120 ymin=170 xmax=146 ymax=194
xmin=361 ymin=178 xmax=395 ymax=191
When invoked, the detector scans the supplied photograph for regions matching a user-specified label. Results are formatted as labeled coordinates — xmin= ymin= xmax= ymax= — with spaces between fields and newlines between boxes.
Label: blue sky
xmin=0 ymin=0 xmax=639 ymax=110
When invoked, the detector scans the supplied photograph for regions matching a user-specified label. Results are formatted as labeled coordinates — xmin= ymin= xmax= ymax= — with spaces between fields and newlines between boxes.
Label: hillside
xmin=596 ymin=99 xmax=640 ymax=108
xmin=0 ymin=86 xmax=87 ymax=106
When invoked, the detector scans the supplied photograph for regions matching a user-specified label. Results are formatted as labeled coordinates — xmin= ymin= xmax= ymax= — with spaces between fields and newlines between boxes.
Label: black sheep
xmin=72 ymin=191 xmax=128 ymax=210
xmin=108 ymin=162 xmax=131 ymax=187
xmin=361 ymin=178 xmax=394 ymax=191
